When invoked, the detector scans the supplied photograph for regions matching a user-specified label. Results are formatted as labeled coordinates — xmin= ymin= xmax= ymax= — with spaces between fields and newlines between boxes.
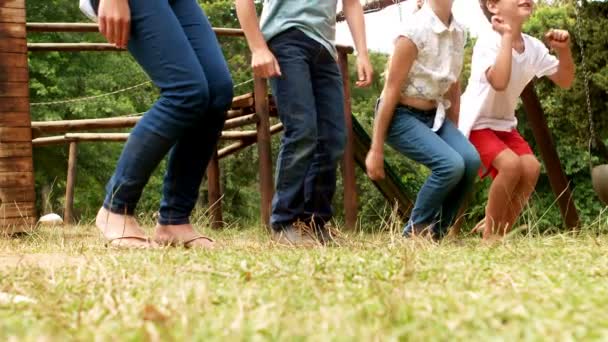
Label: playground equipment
xmin=570 ymin=1 xmax=608 ymax=205
xmin=0 ymin=0 xmax=583 ymax=234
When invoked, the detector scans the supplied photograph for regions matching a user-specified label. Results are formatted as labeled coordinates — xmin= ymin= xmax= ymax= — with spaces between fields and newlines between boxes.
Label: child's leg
xmin=469 ymin=129 xmax=522 ymax=239
xmin=302 ymin=45 xmax=345 ymax=228
xmin=267 ymin=30 xmax=319 ymax=231
xmin=434 ymin=120 xmax=480 ymax=237
xmin=495 ymin=130 xmax=539 ymax=235
xmin=502 ymin=154 xmax=540 ymax=234
xmin=485 ymin=149 xmax=522 ymax=237
xmin=385 ymin=109 xmax=466 ymax=238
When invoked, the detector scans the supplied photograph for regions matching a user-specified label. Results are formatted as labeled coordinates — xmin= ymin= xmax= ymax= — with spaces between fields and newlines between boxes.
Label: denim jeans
xmin=102 ymin=0 xmax=234 ymax=225
xmin=268 ymin=29 xmax=346 ymax=230
xmin=385 ymin=104 xmax=480 ymax=238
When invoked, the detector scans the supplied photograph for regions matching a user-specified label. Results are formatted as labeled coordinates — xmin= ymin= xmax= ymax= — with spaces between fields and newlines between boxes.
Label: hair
xmin=478 ymin=0 xmax=496 ymax=22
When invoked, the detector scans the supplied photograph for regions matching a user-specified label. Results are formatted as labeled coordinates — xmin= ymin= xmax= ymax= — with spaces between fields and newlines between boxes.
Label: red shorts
xmin=469 ymin=128 xmax=534 ymax=179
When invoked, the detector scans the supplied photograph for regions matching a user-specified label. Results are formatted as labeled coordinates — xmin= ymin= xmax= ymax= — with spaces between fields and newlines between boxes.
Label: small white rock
xmin=0 ymin=292 xmax=37 ymax=305
xmin=38 ymin=213 xmax=64 ymax=226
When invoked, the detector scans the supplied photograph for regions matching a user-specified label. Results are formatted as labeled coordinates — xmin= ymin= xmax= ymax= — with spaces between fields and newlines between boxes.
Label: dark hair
xmin=479 ymin=0 xmax=496 ymax=22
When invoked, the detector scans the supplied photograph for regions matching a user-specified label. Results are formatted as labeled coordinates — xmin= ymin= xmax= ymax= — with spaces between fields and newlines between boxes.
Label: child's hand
xmin=544 ymin=29 xmax=571 ymax=51
xmin=491 ymin=15 xmax=512 ymax=36
xmin=356 ymin=54 xmax=373 ymax=88
xmin=98 ymin=0 xmax=131 ymax=48
xmin=251 ymin=47 xmax=282 ymax=79
xmin=365 ymin=149 xmax=385 ymax=180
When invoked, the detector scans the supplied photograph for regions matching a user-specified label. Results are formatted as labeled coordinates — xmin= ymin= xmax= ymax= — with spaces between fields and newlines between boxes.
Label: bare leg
xmin=501 ymin=155 xmax=540 ymax=235
xmin=483 ymin=149 xmax=522 ymax=240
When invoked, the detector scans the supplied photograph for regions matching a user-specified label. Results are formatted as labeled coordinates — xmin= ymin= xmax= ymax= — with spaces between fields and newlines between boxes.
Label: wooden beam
xmin=0 ymin=52 xmax=28 ymax=67
xmin=27 ymin=43 xmax=124 ymax=52
xmin=521 ymin=83 xmax=579 ymax=229
xmin=336 ymin=0 xmax=408 ymax=22
xmin=0 ymin=157 xmax=33 ymax=172
xmin=0 ymin=22 xmax=26 ymax=38
xmin=0 ymin=112 xmax=30 ymax=127
xmin=220 ymin=130 xmax=258 ymax=140
xmin=0 ymin=127 xmax=31 ymax=142
xmin=0 ymin=171 xmax=34 ymax=188
xmin=0 ymin=0 xmax=26 ymax=9
xmin=0 ymin=202 xmax=36 ymax=218
xmin=338 ymin=51 xmax=358 ymax=230
xmin=231 ymin=93 xmax=254 ymax=109
xmin=217 ymin=123 xmax=283 ymax=159
xmin=0 ymin=217 xmax=36 ymax=234
xmin=254 ymin=77 xmax=274 ymax=228
xmin=206 ymin=151 xmax=223 ymax=229
xmin=0 ymin=7 xmax=25 ymax=23
xmin=0 ymin=37 xmax=25 ymax=53
xmin=223 ymin=113 xmax=258 ymax=130
xmin=0 ymin=82 xmax=29 ymax=97
xmin=26 ymin=23 xmax=245 ymax=36
xmin=0 ymin=187 xmax=35 ymax=203
xmin=0 ymin=97 xmax=29 ymax=111
xmin=31 ymin=116 xmax=140 ymax=134
xmin=0 ymin=0 xmax=37 ymax=232
xmin=217 ymin=139 xmax=257 ymax=159
xmin=0 ymin=142 xmax=31 ymax=158
xmin=64 ymin=142 xmax=78 ymax=225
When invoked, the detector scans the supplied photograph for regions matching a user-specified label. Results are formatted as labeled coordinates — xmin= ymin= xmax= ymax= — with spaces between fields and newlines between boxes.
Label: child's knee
xmin=439 ymin=154 xmax=465 ymax=184
xmin=520 ymin=156 xmax=541 ymax=183
xmin=463 ymin=148 xmax=481 ymax=174
xmin=496 ymin=154 xmax=522 ymax=180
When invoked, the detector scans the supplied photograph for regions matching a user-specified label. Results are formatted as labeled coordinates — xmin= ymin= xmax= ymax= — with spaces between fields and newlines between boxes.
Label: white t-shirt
xmin=390 ymin=4 xmax=466 ymax=131
xmin=459 ymin=31 xmax=559 ymax=137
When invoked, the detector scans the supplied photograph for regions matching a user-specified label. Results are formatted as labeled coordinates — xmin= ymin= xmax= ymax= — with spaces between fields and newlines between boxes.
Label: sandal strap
xmin=107 ymin=236 xmax=150 ymax=244
xmin=183 ymin=235 xmax=214 ymax=247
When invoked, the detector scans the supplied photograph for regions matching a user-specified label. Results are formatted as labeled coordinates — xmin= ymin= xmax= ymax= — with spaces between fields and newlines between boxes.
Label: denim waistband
xmin=375 ymin=98 xmax=437 ymax=116
xmin=396 ymin=104 xmax=437 ymax=116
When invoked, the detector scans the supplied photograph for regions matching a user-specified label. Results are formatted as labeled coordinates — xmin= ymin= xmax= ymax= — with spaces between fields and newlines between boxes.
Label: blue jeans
xmin=385 ymin=104 xmax=480 ymax=238
xmin=268 ymin=29 xmax=346 ymax=230
xmin=102 ymin=0 xmax=234 ymax=225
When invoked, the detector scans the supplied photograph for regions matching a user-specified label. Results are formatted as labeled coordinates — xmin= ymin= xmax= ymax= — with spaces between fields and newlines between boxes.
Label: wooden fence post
xmin=254 ymin=77 xmax=273 ymax=228
xmin=64 ymin=142 xmax=78 ymax=224
xmin=0 ymin=0 xmax=37 ymax=233
xmin=206 ymin=150 xmax=223 ymax=229
xmin=338 ymin=50 xmax=358 ymax=230
xmin=521 ymin=83 xmax=580 ymax=229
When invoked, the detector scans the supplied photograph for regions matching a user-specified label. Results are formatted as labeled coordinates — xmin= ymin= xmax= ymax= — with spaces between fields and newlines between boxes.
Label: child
xmin=236 ymin=0 xmax=373 ymax=245
xmin=366 ymin=1 xmax=480 ymax=240
xmin=459 ymin=0 xmax=575 ymax=240
xmin=93 ymin=0 xmax=234 ymax=248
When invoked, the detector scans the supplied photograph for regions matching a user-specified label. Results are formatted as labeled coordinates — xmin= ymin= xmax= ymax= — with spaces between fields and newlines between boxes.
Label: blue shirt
xmin=260 ymin=0 xmax=339 ymax=59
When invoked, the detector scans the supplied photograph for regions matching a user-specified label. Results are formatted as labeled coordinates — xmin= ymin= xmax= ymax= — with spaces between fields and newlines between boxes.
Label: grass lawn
xmin=1 ymin=224 xmax=608 ymax=341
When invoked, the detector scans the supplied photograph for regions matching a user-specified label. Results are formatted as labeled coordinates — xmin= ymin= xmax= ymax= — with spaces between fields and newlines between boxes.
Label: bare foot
xmin=153 ymin=224 xmax=215 ymax=249
xmin=95 ymin=207 xmax=153 ymax=248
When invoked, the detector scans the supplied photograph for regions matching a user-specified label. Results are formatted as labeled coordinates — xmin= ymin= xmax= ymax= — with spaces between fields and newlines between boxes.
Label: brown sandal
xmin=155 ymin=235 xmax=215 ymax=249
xmin=105 ymin=236 xmax=155 ymax=249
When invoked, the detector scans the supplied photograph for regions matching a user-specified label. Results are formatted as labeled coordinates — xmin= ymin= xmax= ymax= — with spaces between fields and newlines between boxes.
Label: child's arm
xmin=486 ymin=16 xmax=513 ymax=91
xmin=235 ymin=0 xmax=281 ymax=78
xmin=365 ymin=37 xmax=417 ymax=180
xmin=545 ymin=29 xmax=575 ymax=89
xmin=446 ymin=81 xmax=461 ymax=125
xmin=343 ymin=0 xmax=373 ymax=87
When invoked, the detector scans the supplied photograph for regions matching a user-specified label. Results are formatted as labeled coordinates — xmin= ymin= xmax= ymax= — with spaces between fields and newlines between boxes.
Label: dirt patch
xmin=0 ymin=253 xmax=87 ymax=270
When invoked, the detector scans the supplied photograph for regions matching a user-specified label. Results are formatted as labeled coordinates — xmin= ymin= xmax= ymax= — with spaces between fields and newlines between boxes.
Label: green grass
xmin=1 ymin=223 xmax=608 ymax=341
